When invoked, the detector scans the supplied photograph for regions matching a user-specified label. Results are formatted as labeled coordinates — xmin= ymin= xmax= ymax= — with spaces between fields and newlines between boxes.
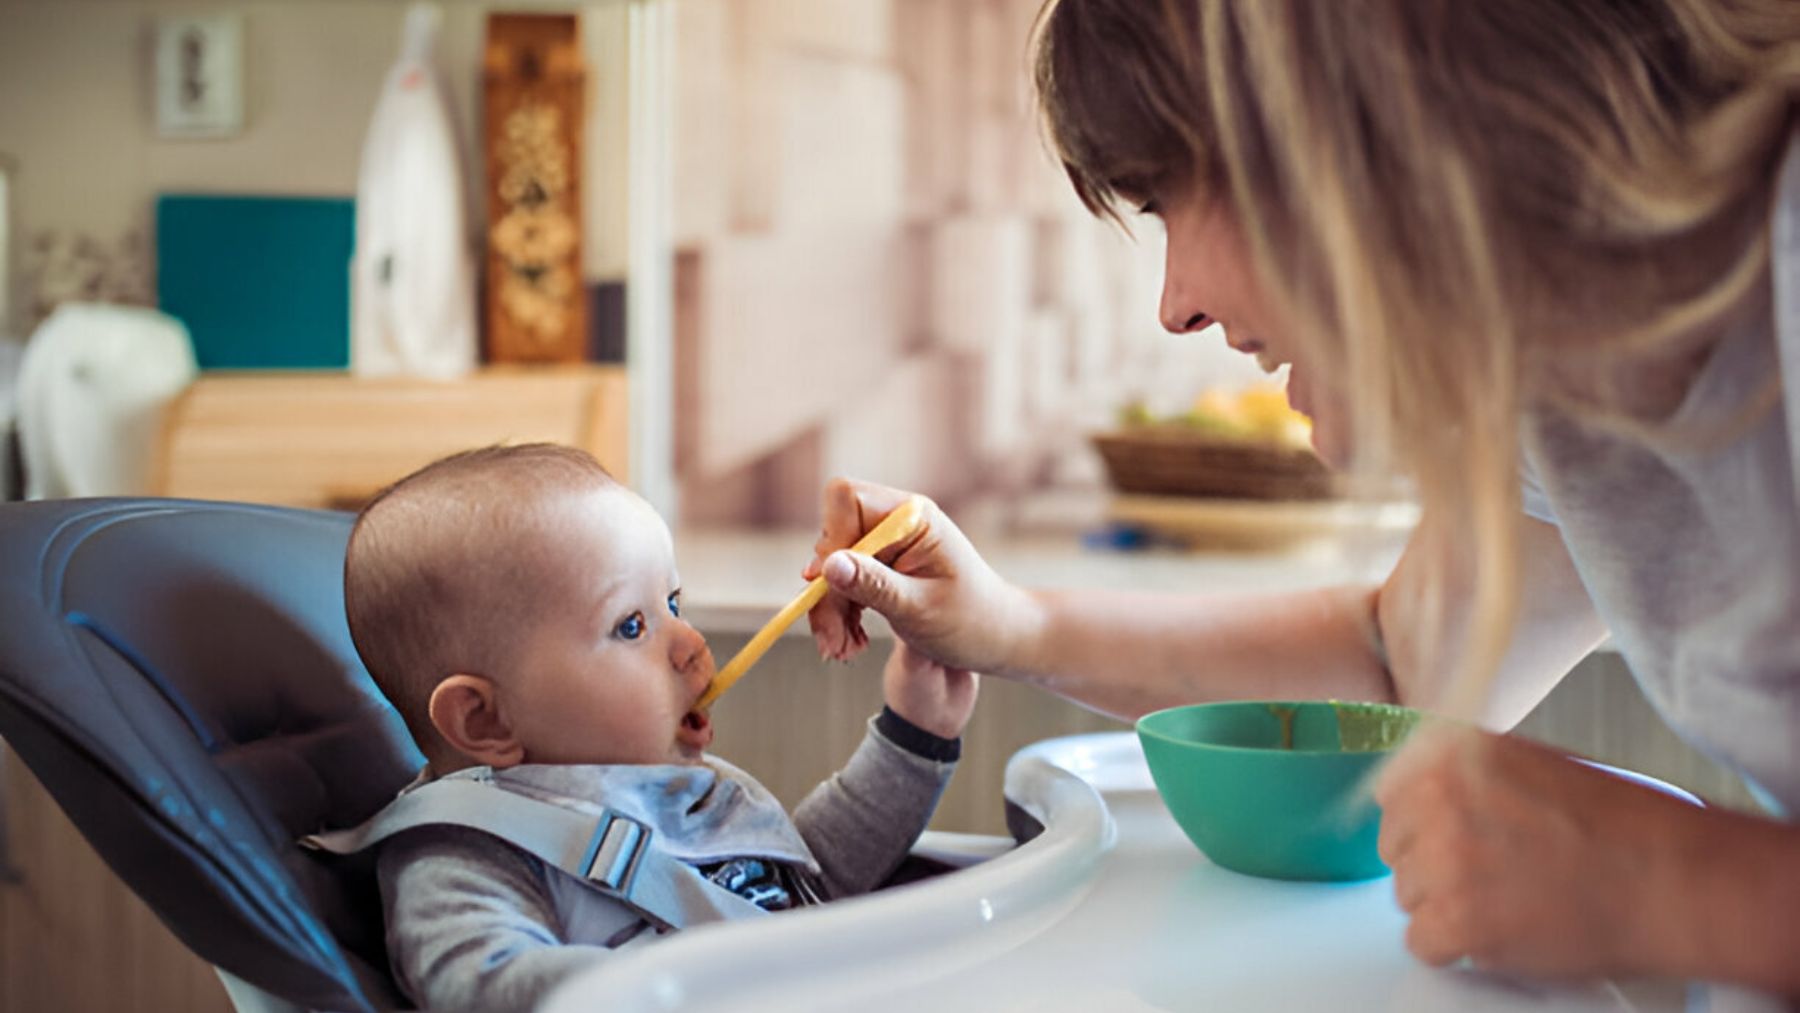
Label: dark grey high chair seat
xmin=0 ymin=497 xmax=425 ymax=1012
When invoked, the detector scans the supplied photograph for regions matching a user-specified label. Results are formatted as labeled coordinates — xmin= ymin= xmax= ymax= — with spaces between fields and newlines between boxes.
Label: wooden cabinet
xmin=0 ymin=747 xmax=234 ymax=1013
xmin=154 ymin=365 xmax=628 ymax=509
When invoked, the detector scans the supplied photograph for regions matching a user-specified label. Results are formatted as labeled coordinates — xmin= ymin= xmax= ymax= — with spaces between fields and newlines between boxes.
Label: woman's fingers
xmin=1391 ymin=865 xmax=1425 ymax=914
xmin=1406 ymin=902 xmax=1475 ymax=967
xmin=808 ymin=477 xmax=915 ymax=574
xmin=1377 ymin=797 xmax=1417 ymax=869
xmin=805 ymin=478 xmax=918 ymax=660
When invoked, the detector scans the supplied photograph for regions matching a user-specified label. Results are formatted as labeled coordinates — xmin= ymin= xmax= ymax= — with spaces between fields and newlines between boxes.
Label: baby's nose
xmin=670 ymin=620 xmax=709 ymax=673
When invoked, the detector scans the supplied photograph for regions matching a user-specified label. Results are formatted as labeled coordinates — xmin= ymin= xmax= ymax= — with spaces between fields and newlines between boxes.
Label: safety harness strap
xmin=304 ymin=776 xmax=767 ymax=931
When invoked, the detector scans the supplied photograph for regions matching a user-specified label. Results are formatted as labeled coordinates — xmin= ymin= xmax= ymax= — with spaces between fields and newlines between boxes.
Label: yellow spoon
xmin=695 ymin=495 xmax=928 ymax=711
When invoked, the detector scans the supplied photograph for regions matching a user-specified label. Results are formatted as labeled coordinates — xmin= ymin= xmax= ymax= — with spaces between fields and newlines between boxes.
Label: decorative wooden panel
xmin=483 ymin=13 xmax=588 ymax=363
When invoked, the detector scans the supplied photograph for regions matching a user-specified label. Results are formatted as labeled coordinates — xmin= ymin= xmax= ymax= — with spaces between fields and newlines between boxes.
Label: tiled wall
xmin=670 ymin=0 xmax=1269 ymax=526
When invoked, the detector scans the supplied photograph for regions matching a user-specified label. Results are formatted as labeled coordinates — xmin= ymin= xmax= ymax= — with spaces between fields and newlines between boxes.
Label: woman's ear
xmin=427 ymin=674 xmax=527 ymax=769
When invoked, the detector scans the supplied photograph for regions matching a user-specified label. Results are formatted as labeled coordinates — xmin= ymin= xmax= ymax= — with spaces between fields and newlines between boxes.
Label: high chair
xmin=0 ymin=497 xmax=1090 ymax=1013
xmin=0 ymin=497 xmax=422 ymax=1011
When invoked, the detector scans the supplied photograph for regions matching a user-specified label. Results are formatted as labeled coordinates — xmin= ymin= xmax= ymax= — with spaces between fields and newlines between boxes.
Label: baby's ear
xmin=427 ymin=674 xmax=526 ymax=768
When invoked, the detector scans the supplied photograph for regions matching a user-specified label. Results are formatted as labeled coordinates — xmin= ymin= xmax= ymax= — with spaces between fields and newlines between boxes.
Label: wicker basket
xmin=1091 ymin=427 xmax=1336 ymax=500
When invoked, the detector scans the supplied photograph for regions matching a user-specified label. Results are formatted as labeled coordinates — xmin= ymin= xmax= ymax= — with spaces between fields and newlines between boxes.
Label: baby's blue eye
xmin=667 ymin=592 xmax=681 ymax=618
xmin=616 ymin=612 xmax=646 ymax=641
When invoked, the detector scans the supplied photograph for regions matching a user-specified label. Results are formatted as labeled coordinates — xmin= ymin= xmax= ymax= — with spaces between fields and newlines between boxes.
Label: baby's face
xmin=500 ymin=486 xmax=717 ymax=765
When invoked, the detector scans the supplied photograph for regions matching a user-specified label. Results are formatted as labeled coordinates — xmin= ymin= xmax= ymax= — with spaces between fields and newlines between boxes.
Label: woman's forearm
xmin=995 ymin=583 xmax=1396 ymax=720
xmin=1655 ymin=804 xmax=1800 ymax=994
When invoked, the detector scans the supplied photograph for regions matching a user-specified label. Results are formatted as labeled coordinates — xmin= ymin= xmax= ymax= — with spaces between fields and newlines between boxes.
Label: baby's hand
xmin=881 ymin=640 xmax=978 ymax=741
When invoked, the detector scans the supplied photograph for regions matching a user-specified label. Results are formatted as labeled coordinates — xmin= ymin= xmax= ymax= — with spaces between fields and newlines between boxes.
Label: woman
xmin=802 ymin=0 xmax=1800 ymax=993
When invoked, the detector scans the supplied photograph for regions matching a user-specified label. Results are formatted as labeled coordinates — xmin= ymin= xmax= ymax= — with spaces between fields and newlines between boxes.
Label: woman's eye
xmin=616 ymin=612 xmax=646 ymax=641
xmin=667 ymin=592 xmax=681 ymax=618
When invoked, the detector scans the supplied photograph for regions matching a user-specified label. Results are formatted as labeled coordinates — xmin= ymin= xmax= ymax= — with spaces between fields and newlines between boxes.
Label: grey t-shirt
xmin=378 ymin=716 xmax=957 ymax=1013
xmin=1519 ymin=130 xmax=1800 ymax=818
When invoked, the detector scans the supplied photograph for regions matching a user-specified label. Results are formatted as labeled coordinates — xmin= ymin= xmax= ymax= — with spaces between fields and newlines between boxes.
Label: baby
xmin=329 ymin=444 xmax=976 ymax=1013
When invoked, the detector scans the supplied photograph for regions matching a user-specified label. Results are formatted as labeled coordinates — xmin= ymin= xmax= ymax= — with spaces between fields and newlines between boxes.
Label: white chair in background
xmin=15 ymin=302 xmax=198 ymax=499
xmin=0 ymin=337 xmax=23 ymax=501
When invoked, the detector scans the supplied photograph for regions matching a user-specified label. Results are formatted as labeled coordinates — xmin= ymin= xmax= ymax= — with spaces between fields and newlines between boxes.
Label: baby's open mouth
xmin=678 ymin=707 xmax=713 ymax=753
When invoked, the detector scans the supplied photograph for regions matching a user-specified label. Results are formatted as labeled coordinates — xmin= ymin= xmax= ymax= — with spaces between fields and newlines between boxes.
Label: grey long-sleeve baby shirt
xmin=377 ymin=711 xmax=958 ymax=1013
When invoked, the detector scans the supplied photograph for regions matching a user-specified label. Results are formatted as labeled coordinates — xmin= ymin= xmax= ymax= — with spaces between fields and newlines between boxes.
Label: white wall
xmin=0 ymin=0 xmax=635 ymax=297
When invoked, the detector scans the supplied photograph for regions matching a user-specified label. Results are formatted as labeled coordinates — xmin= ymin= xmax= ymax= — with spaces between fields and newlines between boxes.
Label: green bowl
xmin=1136 ymin=700 xmax=1423 ymax=882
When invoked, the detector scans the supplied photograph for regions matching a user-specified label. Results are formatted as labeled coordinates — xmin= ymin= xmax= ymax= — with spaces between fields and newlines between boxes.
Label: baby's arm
xmin=793 ymin=643 xmax=970 ymax=897
xmin=378 ymin=827 xmax=633 ymax=1013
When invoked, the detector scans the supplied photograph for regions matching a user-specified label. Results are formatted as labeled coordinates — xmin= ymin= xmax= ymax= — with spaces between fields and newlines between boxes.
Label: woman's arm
xmin=811 ymin=478 xmax=1606 ymax=724
xmin=1013 ymin=513 xmax=1606 ymax=722
xmin=1660 ymin=802 xmax=1800 ymax=994
xmin=1007 ymin=581 xmax=1391 ymax=718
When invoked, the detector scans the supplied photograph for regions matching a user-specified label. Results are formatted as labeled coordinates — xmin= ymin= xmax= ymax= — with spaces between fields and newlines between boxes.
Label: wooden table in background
xmin=154 ymin=364 xmax=628 ymax=509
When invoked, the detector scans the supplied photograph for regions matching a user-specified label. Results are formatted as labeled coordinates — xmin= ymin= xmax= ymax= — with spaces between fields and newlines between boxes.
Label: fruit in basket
xmin=1101 ymin=383 xmax=1331 ymax=500
xmin=1118 ymin=400 xmax=1157 ymax=428
xmin=1121 ymin=384 xmax=1312 ymax=449
xmin=1231 ymin=385 xmax=1313 ymax=448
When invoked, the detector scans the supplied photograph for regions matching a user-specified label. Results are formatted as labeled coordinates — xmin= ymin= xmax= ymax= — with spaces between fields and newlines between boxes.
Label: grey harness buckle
xmin=581 ymin=809 xmax=649 ymax=893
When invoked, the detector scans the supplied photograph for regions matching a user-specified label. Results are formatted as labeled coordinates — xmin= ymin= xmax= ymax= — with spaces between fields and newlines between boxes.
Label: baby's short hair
xmin=344 ymin=443 xmax=617 ymax=752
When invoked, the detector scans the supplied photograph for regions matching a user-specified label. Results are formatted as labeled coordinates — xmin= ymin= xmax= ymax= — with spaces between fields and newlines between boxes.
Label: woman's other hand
xmin=803 ymin=477 xmax=1036 ymax=676
xmin=1372 ymin=724 xmax=1800 ymax=989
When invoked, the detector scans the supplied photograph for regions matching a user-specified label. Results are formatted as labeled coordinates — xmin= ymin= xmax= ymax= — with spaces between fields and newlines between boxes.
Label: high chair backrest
xmin=0 ymin=498 xmax=425 ymax=1011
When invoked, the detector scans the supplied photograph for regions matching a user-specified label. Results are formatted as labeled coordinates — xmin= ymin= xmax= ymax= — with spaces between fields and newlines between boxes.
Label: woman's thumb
xmin=823 ymin=550 xmax=911 ymax=615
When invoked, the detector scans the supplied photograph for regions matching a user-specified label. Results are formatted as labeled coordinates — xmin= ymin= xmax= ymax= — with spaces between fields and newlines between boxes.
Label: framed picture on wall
xmin=154 ymin=13 xmax=245 ymax=139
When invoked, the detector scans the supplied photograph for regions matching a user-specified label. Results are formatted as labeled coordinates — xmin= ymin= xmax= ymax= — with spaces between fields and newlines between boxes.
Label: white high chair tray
xmin=542 ymin=733 xmax=1784 ymax=1013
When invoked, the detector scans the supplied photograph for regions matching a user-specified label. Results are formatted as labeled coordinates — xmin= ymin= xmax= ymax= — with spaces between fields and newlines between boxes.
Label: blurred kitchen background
xmin=0 ymin=2 xmax=1763 ymax=1010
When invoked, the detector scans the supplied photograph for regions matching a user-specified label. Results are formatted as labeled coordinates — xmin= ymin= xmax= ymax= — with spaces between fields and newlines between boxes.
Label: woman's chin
xmin=1310 ymin=425 xmax=1350 ymax=470
xmin=1288 ymin=366 xmax=1350 ymax=469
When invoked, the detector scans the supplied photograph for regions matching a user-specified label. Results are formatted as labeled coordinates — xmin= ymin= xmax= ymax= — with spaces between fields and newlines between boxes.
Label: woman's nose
xmin=1162 ymin=307 xmax=1209 ymax=334
xmin=1159 ymin=269 xmax=1209 ymax=334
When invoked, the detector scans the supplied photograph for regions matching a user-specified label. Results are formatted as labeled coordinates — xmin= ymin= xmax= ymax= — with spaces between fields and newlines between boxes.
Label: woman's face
xmin=1151 ymin=190 xmax=1351 ymax=466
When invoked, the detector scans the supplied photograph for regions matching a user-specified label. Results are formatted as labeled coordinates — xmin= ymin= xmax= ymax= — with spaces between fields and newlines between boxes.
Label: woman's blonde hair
xmin=1035 ymin=0 xmax=1800 ymax=715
